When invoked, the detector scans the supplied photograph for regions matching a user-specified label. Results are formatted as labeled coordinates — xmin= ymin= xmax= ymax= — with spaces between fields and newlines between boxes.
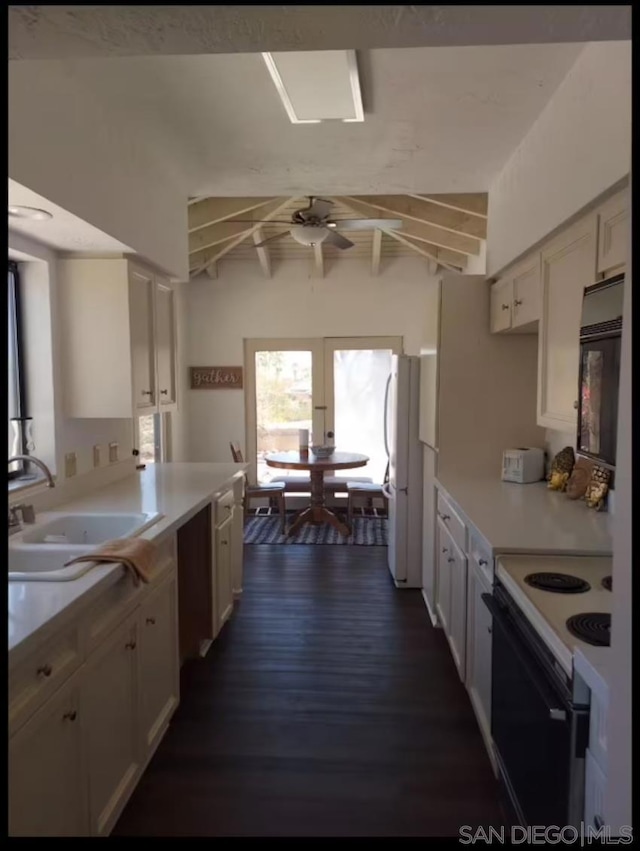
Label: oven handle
xmin=481 ymin=593 xmax=570 ymax=719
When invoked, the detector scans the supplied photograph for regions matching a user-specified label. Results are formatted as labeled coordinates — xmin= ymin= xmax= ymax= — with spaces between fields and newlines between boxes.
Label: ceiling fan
xmin=229 ymin=197 xmax=403 ymax=249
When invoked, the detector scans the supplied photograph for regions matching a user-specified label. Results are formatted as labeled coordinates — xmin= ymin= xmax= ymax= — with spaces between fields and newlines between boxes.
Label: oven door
xmin=577 ymin=335 xmax=621 ymax=467
xmin=483 ymin=591 xmax=576 ymax=827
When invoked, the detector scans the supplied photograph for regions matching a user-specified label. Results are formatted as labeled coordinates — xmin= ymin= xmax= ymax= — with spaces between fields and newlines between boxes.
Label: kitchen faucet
xmin=8 ymin=454 xmax=55 ymax=534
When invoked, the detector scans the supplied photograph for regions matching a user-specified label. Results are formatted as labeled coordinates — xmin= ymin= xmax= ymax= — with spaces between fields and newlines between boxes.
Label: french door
xmin=245 ymin=336 xmax=402 ymax=484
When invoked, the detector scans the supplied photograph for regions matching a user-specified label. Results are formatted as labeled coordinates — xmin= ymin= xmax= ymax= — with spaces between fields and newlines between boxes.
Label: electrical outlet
xmin=93 ymin=445 xmax=101 ymax=468
xmin=108 ymin=442 xmax=119 ymax=463
xmin=65 ymin=452 xmax=77 ymax=478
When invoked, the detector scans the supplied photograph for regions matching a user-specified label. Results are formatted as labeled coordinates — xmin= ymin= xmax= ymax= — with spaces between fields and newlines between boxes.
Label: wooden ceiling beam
xmin=337 ymin=195 xmax=480 ymax=257
xmin=371 ymin=229 xmax=382 ymax=277
xmin=346 ymin=195 xmax=481 ymax=251
xmin=253 ymin=229 xmax=272 ymax=279
xmin=382 ymin=229 xmax=462 ymax=273
xmin=188 ymin=197 xmax=278 ymax=233
xmin=409 ymin=193 xmax=488 ymax=219
xmin=190 ymin=197 xmax=295 ymax=277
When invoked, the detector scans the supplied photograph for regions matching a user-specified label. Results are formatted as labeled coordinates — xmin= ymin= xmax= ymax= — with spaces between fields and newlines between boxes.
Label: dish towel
xmin=64 ymin=537 xmax=157 ymax=585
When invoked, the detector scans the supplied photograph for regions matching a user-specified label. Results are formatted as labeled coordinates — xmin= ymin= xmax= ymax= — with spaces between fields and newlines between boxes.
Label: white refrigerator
xmin=383 ymin=354 xmax=423 ymax=588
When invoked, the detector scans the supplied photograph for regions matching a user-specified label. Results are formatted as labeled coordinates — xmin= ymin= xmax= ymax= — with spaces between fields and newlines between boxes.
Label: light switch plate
xmin=108 ymin=442 xmax=118 ymax=463
xmin=65 ymin=452 xmax=77 ymax=478
xmin=93 ymin=445 xmax=101 ymax=468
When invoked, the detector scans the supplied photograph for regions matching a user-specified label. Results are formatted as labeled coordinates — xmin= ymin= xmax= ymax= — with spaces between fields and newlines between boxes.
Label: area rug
xmin=244 ymin=512 xmax=388 ymax=545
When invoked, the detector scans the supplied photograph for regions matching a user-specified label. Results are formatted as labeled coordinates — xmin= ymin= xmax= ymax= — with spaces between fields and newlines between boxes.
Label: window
xmin=8 ymin=262 xmax=27 ymax=480
xmin=137 ymin=413 xmax=167 ymax=465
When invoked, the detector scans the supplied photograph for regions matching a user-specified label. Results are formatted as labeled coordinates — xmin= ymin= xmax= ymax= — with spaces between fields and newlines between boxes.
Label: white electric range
xmin=496 ymin=554 xmax=613 ymax=678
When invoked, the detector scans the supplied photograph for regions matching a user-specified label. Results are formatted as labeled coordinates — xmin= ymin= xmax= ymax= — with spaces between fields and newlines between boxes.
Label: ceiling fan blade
xmin=323 ymin=229 xmax=354 ymax=250
xmin=330 ymin=218 xmax=403 ymax=231
xmin=227 ymin=219 xmax=293 ymax=223
xmin=304 ymin=197 xmax=333 ymax=220
xmin=254 ymin=230 xmax=291 ymax=248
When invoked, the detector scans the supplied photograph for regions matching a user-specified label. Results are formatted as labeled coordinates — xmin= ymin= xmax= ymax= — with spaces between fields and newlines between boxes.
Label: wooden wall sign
xmin=190 ymin=366 xmax=243 ymax=389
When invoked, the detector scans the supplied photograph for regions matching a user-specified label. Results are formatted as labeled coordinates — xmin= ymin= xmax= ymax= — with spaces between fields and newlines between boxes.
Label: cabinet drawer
xmin=584 ymin=749 xmax=607 ymax=831
xmin=9 ymin=626 xmax=82 ymax=736
xmin=436 ymin=490 xmax=467 ymax=554
xmin=468 ymin=529 xmax=493 ymax=586
xmin=215 ymin=490 xmax=235 ymax=526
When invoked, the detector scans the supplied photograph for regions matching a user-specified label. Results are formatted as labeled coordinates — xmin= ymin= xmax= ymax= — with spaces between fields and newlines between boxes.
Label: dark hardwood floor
xmin=114 ymin=545 xmax=504 ymax=837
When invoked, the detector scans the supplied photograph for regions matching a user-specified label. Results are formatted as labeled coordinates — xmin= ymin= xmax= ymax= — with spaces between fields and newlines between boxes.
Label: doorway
xmin=244 ymin=336 xmax=402 ymax=485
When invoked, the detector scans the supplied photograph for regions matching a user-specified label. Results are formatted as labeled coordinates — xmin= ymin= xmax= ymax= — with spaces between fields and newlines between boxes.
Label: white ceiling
xmin=8 ymin=179 xmax=133 ymax=253
xmin=54 ymin=43 xmax=584 ymax=197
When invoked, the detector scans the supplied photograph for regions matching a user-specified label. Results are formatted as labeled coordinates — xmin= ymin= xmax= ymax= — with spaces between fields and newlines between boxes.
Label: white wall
xmin=8 ymin=60 xmax=188 ymax=280
xmin=181 ymin=257 xmax=438 ymax=462
xmin=9 ymin=231 xmax=134 ymax=502
xmin=487 ymin=41 xmax=631 ymax=276
xmin=605 ymin=194 xmax=632 ymax=831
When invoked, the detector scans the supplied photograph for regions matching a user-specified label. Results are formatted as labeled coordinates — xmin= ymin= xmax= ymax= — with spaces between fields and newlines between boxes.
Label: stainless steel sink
xmin=9 ymin=511 xmax=163 ymax=581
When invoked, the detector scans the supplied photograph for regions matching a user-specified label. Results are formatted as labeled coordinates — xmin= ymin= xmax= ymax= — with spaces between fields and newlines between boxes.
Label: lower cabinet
xmin=466 ymin=560 xmax=494 ymax=764
xmin=9 ymin=670 xmax=88 ymax=837
xmin=216 ymin=512 xmax=234 ymax=631
xmin=83 ymin=615 xmax=140 ymax=837
xmin=584 ymin=749 xmax=607 ymax=830
xmin=435 ymin=518 xmax=467 ymax=681
xmin=138 ymin=572 xmax=179 ymax=755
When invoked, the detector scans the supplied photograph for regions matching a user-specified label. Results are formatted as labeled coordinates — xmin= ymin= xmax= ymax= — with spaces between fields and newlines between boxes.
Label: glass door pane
xmin=324 ymin=337 xmax=402 ymax=484
xmin=254 ymin=350 xmax=313 ymax=483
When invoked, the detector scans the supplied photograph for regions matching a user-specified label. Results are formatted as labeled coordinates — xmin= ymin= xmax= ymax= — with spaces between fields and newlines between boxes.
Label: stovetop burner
xmin=566 ymin=612 xmax=611 ymax=647
xmin=602 ymin=575 xmax=612 ymax=592
xmin=524 ymin=572 xmax=591 ymax=594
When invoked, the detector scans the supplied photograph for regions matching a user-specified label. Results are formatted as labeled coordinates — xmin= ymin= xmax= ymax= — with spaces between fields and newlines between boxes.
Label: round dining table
xmin=265 ymin=450 xmax=369 ymax=537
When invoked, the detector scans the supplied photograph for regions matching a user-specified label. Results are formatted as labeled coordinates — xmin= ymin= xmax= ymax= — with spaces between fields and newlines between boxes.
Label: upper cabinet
xmin=596 ymin=187 xmax=629 ymax=275
xmin=58 ymin=259 xmax=179 ymax=418
xmin=489 ymin=253 xmax=541 ymax=334
xmin=538 ymin=212 xmax=597 ymax=430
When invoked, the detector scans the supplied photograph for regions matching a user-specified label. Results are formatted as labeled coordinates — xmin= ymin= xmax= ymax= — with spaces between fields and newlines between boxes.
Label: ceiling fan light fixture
xmin=290 ymin=225 xmax=329 ymax=247
xmin=8 ymin=205 xmax=53 ymax=221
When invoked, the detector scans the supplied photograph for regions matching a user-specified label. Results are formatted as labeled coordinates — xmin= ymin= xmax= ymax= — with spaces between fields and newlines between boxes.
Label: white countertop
xmin=436 ymin=474 xmax=612 ymax=556
xmin=8 ymin=463 xmax=246 ymax=660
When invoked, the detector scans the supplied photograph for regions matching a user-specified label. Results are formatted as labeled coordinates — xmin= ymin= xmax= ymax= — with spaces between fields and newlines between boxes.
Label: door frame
xmin=244 ymin=336 xmax=403 ymax=483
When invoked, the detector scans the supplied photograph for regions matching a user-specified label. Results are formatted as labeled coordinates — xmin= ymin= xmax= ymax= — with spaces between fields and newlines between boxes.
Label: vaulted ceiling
xmin=188 ymin=193 xmax=487 ymax=278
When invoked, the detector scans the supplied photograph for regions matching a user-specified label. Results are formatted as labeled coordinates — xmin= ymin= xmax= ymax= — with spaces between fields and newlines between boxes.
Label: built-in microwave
xmin=576 ymin=273 xmax=624 ymax=469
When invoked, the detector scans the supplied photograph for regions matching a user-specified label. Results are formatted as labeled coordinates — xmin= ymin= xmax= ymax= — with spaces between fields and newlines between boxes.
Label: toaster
xmin=501 ymin=447 xmax=545 ymax=483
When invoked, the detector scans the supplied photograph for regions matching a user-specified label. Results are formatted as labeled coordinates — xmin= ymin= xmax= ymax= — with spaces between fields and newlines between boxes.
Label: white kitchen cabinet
xmin=435 ymin=519 xmax=452 ymax=634
xmin=154 ymin=279 xmax=178 ymax=410
xmin=489 ymin=277 xmax=512 ymax=333
xmin=448 ymin=539 xmax=468 ymax=681
xmin=421 ymin=445 xmax=438 ymax=625
xmin=584 ymin=749 xmax=607 ymax=831
xmin=129 ymin=265 xmax=157 ymax=412
xmin=466 ymin=558 xmax=494 ymax=767
xmin=57 ymin=258 xmax=178 ymax=419
xmin=9 ymin=669 xmax=88 ymax=837
xmin=216 ymin=511 xmax=234 ymax=632
xmin=83 ymin=614 xmax=140 ymax=837
xmin=490 ymin=254 xmax=540 ymax=334
xmin=137 ymin=571 xmax=179 ymax=758
xmin=596 ymin=188 xmax=629 ymax=275
xmin=537 ymin=212 xmax=598 ymax=430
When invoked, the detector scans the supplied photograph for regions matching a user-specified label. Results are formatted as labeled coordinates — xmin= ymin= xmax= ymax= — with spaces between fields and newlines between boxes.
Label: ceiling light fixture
xmin=9 ymin=205 xmax=53 ymax=221
xmin=262 ymin=50 xmax=364 ymax=124
xmin=290 ymin=225 xmax=329 ymax=247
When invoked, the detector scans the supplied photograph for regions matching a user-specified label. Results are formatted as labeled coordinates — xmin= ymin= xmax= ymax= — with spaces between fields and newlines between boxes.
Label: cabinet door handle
xmin=479 ymin=558 xmax=488 ymax=566
xmin=221 ymin=540 xmax=228 ymax=546
xmin=442 ymin=547 xmax=448 ymax=553
xmin=487 ymin=626 xmax=492 ymax=634
xmin=594 ymin=815 xmax=604 ymax=830
xmin=125 ymin=641 xmax=137 ymax=650
xmin=573 ymin=400 xmax=579 ymax=410
xmin=447 ymin=557 xmax=455 ymax=564
xmin=62 ymin=710 xmax=77 ymax=722
xmin=501 ymin=303 xmax=509 ymax=310
xmin=514 ymin=299 xmax=523 ymax=306
xmin=439 ymin=513 xmax=450 ymax=521
xmin=37 ymin=663 xmax=53 ymax=678
xmin=146 ymin=617 xmax=156 ymax=626
xmin=160 ymin=389 xmax=168 ymax=396
xmin=141 ymin=390 xmax=153 ymax=396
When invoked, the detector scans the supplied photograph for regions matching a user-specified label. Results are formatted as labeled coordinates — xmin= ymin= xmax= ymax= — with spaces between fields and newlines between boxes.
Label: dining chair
xmin=229 ymin=442 xmax=286 ymax=532
xmin=346 ymin=462 xmax=390 ymax=524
